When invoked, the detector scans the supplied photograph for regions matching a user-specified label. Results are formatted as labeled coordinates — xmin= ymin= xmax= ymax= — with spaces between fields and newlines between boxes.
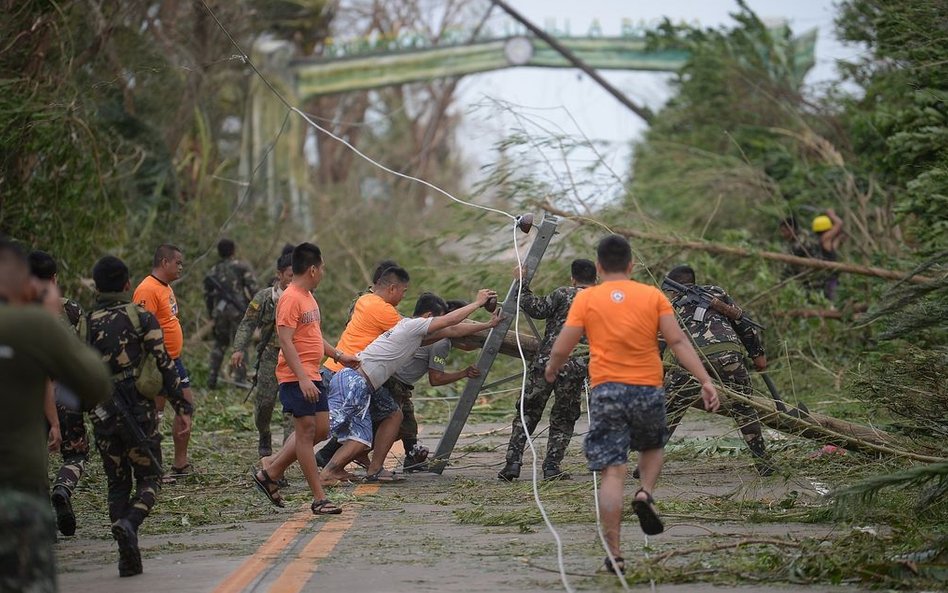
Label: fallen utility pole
xmin=489 ymin=0 xmax=653 ymax=124
xmin=543 ymin=204 xmax=936 ymax=285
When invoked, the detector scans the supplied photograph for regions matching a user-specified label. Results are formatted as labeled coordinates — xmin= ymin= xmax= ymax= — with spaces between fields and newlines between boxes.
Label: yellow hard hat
xmin=812 ymin=215 xmax=832 ymax=233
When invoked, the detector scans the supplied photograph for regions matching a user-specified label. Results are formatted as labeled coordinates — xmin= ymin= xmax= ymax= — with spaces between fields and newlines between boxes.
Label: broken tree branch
xmin=542 ymin=204 xmax=936 ymax=285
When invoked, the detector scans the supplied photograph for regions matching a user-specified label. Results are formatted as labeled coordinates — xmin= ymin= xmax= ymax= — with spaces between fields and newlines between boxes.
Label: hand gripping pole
xmin=428 ymin=214 xmax=559 ymax=474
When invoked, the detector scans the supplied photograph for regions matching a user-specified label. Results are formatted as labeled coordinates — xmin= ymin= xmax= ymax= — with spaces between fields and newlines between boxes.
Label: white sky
xmin=453 ymin=0 xmax=862 ymax=200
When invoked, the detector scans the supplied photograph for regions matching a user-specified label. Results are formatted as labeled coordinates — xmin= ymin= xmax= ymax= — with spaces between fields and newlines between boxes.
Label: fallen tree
xmin=541 ymin=204 xmax=937 ymax=285
xmin=454 ymin=323 xmax=946 ymax=463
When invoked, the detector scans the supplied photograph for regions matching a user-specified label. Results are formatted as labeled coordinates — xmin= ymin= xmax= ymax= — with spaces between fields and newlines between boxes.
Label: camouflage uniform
xmin=86 ymin=292 xmax=193 ymax=576
xmin=0 ymin=489 xmax=57 ymax=593
xmin=232 ymin=284 xmax=293 ymax=457
xmin=502 ymin=284 xmax=589 ymax=479
xmin=663 ymin=284 xmax=773 ymax=473
xmin=204 ymin=258 xmax=257 ymax=387
xmin=52 ymin=299 xmax=90 ymax=495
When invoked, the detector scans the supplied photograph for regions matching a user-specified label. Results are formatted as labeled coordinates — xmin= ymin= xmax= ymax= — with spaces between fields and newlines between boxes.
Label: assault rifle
xmin=204 ymin=275 xmax=248 ymax=315
xmin=93 ymin=381 xmax=164 ymax=476
xmin=661 ymin=277 xmax=765 ymax=330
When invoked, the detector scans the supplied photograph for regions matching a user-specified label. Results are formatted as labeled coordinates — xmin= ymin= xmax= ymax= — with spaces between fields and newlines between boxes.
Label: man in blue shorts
xmin=546 ymin=235 xmax=719 ymax=575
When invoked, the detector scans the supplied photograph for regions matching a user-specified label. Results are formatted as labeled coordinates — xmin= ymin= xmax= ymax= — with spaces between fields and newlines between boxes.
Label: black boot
xmin=258 ymin=433 xmax=272 ymax=458
xmin=746 ymin=434 xmax=777 ymax=477
xmin=111 ymin=518 xmax=142 ymax=577
xmin=543 ymin=465 xmax=571 ymax=481
xmin=51 ymin=486 xmax=76 ymax=536
xmin=498 ymin=461 xmax=522 ymax=482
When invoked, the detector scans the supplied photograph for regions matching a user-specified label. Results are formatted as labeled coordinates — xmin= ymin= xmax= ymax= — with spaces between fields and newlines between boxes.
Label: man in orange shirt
xmin=314 ymin=262 xmax=408 ymax=467
xmin=251 ymin=243 xmax=358 ymax=514
xmin=546 ymin=234 xmax=719 ymax=575
xmin=133 ymin=244 xmax=194 ymax=479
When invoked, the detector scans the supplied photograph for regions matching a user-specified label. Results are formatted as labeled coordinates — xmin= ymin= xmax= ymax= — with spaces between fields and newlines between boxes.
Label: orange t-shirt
xmin=323 ymin=293 xmax=401 ymax=372
xmin=564 ymin=279 xmax=673 ymax=388
xmin=275 ymin=283 xmax=324 ymax=384
xmin=133 ymin=274 xmax=184 ymax=359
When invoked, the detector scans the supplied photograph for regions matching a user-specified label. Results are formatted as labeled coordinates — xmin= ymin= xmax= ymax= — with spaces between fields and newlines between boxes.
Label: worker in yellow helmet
xmin=811 ymin=208 xmax=844 ymax=299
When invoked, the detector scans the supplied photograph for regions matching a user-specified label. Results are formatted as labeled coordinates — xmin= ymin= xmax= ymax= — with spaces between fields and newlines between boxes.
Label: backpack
xmin=80 ymin=302 xmax=162 ymax=400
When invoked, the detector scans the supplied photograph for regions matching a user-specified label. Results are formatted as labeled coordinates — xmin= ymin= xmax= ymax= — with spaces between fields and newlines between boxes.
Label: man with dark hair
xmin=498 ymin=258 xmax=596 ymax=482
xmin=87 ymin=255 xmax=193 ymax=576
xmin=232 ymin=251 xmax=295 ymax=457
xmin=390 ymin=293 xmax=485 ymax=472
xmin=661 ymin=264 xmax=775 ymax=475
xmin=134 ymin=244 xmax=195 ymax=481
xmin=315 ymin=260 xmax=408 ymax=467
xmin=204 ymin=238 xmax=257 ymax=389
xmin=29 ymin=250 xmax=89 ymax=536
xmin=0 ymin=238 xmax=111 ymax=591
xmin=546 ymin=235 xmax=718 ymax=575
xmin=252 ymin=243 xmax=358 ymax=514
xmin=319 ymin=290 xmax=501 ymax=483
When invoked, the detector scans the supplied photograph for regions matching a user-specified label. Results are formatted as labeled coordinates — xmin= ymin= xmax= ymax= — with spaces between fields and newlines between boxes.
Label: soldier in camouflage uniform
xmin=87 ymin=256 xmax=194 ymax=577
xmin=1 ymin=238 xmax=111 ymax=593
xmin=661 ymin=265 xmax=775 ymax=476
xmin=499 ymin=259 xmax=596 ymax=482
xmin=231 ymin=252 xmax=295 ymax=457
xmin=28 ymin=250 xmax=91 ymax=536
xmin=204 ymin=238 xmax=257 ymax=388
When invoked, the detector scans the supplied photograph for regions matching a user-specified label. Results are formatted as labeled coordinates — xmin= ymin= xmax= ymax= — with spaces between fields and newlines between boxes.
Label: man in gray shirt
xmin=390 ymin=300 xmax=480 ymax=472
xmin=321 ymin=291 xmax=500 ymax=483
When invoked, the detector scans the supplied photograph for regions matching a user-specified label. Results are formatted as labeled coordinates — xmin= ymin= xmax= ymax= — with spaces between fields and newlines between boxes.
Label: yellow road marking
xmin=213 ymin=442 xmax=401 ymax=593
xmin=267 ymin=484 xmax=379 ymax=593
xmin=210 ymin=508 xmax=313 ymax=593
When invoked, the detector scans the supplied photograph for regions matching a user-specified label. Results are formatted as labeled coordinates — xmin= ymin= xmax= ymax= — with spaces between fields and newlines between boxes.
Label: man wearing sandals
xmin=252 ymin=243 xmax=358 ymax=515
xmin=319 ymin=291 xmax=501 ymax=484
xmin=134 ymin=244 xmax=195 ymax=482
xmin=545 ymin=235 xmax=719 ymax=575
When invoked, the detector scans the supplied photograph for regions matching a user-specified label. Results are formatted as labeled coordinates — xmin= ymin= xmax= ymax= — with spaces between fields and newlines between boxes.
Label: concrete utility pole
xmin=489 ymin=0 xmax=654 ymax=123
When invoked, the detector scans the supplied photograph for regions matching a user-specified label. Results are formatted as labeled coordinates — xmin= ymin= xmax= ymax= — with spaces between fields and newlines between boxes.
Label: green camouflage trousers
xmin=664 ymin=350 xmax=766 ymax=457
xmin=388 ymin=379 xmax=418 ymax=442
xmin=253 ymin=352 xmax=294 ymax=444
xmin=210 ymin=312 xmax=245 ymax=384
xmin=91 ymin=402 xmax=162 ymax=527
xmin=505 ymin=359 xmax=586 ymax=469
xmin=52 ymin=404 xmax=89 ymax=494
xmin=0 ymin=488 xmax=56 ymax=593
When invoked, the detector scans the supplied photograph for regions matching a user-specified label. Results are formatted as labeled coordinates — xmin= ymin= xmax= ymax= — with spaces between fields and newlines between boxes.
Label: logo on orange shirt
xmin=611 ymin=290 xmax=625 ymax=303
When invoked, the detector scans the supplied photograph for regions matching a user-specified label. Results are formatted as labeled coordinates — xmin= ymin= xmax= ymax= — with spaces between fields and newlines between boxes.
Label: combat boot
xmin=51 ymin=486 xmax=76 ymax=536
xmin=543 ymin=464 xmax=571 ymax=481
xmin=258 ymin=433 xmax=272 ymax=458
xmin=111 ymin=518 xmax=142 ymax=577
xmin=746 ymin=435 xmax=777 ymax=477
xmin=403 ymin=443 xmax=429 ymax=473
xmin=498 ymin=461 xmax=522 ymax=482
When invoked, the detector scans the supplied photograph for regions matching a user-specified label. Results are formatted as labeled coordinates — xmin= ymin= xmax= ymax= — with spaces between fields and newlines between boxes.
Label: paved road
xmin=56 ymin=416 xmax=864 ymax=593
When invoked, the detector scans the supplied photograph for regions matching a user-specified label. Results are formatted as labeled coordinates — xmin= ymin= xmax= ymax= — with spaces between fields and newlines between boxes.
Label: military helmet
xmin=812 ymin=215 xmax=833 ymax=233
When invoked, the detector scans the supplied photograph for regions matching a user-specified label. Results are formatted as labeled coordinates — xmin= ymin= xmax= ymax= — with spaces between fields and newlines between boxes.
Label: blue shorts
xmin=370 ymin=384 xmax=400 ymax=424
xmin=328 ymin=368 xmax=374 ymax=446
xmin=173 ymin=358 xmax=190 ymax=388
xmin=584 ymin=383 xmax=669 ymax=471
xmin=279 ymin=380 xmax=329 ymax=417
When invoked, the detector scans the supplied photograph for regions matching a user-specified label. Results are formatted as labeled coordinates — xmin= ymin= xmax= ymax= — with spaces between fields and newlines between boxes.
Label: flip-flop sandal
xmin=251 ymin=469 xmax=285 ymax=508
xmin=631 ymin=488 xmax=664 ymax=535
xmin=311 ymin=499 xmax=342 ymax=515
xmin=362 ymin=469 xmax=405 ymax=483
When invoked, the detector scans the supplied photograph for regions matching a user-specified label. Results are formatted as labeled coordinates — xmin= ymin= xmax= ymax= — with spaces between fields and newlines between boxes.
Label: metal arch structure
xmin=239 ymin=31 xmax=817 ymax=224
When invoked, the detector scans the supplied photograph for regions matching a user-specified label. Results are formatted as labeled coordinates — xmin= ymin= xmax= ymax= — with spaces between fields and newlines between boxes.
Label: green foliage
xmin=835 ymin=0 xmax=948 ymax=253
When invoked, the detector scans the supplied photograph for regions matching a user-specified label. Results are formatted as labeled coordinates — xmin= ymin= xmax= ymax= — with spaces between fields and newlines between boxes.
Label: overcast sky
xmin=453 ymin=0 xmax=862 ymax=200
